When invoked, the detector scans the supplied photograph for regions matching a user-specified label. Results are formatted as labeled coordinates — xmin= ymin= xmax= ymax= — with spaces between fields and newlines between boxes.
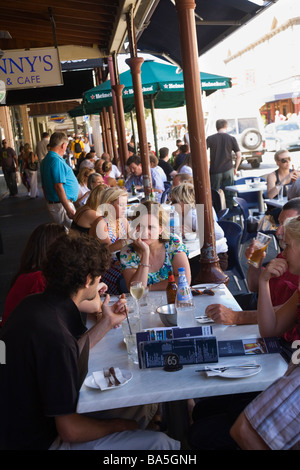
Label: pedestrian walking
xmin=0 ymin=139 xmax=18 ymax=197
xmin=207 ymin=119 xmax=242 ymax=208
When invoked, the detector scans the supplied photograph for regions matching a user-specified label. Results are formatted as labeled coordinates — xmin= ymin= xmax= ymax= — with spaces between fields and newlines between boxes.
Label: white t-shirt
xmin=183 ymin=206 xmax=228 ymax=254
xmin=153 ymin=165 xmax=167 ymax=183
xmin=179 ymin=165 xmax=193 ymax=176
xmin=109 ymin=164 xmax=121 ymax=179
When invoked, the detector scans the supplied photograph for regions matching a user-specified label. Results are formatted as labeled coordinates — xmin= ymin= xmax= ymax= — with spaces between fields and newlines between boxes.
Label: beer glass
xmin=247 ymin=232 xmax=272 ymax=268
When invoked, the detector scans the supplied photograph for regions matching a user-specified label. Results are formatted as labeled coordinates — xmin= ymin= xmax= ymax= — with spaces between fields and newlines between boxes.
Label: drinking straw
xmin=125 ymin=305 xmax=132 ymax=335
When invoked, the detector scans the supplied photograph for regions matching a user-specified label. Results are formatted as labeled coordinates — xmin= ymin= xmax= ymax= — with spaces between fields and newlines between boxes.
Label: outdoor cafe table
xmin=264 ymin=196 xmax=288 ymax=209
xmin=77 ymin=286 xmax=287 ymax=417
xmin=225 ymin=182 xmax=267 ymax=213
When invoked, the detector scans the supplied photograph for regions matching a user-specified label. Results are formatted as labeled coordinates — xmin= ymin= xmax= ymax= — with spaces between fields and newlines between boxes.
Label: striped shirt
xmin=245 ymin=362 xmax=300 ymax=450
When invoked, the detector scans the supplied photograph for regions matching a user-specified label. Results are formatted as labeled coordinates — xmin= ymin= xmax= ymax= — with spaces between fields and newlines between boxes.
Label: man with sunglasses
xmin=266 ymin=150 xmax=298 ymax=199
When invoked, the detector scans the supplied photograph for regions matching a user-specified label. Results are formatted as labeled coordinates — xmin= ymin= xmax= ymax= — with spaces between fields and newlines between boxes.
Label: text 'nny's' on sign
xmin=0 ymin=47 xmax=63 ymax=90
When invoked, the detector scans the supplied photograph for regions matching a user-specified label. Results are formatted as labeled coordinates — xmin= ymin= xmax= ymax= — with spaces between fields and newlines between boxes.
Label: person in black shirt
xmin=207 ymin=119 xmax=242 ymax=208
xmin=0 ymin=232 xmax=179 ymax=451
xmin=158 ymin=147 xmax=177 ymax=182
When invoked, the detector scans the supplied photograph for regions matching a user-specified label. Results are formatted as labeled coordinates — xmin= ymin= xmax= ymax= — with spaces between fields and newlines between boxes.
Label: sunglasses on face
xmin=278 ymin=157 xmax=291 ymax=163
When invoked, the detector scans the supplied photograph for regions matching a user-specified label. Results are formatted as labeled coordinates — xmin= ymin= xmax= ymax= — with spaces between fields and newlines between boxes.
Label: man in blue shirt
xmin=41 ymin=132 xmax=79 ymax=227
xmin=125 ymin=155 xmax=164 ymax=201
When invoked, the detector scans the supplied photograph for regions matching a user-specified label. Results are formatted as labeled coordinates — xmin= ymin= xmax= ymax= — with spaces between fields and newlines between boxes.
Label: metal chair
xmin=161 ymin=181 xmax=172 ymax=203
xmin=233 ymin=197 xmax=258 ymax=245
xmin=218 ymin=220 xmax=249 ymax=292
xmin=217 ymin=208 xmax=229 ymax=221
xmin=211 ymin=188 xmax=226 ymax=213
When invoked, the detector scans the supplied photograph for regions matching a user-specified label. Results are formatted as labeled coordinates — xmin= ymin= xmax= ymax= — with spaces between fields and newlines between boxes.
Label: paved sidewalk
xmin=0 ymin=171 xmax=51 ymax=315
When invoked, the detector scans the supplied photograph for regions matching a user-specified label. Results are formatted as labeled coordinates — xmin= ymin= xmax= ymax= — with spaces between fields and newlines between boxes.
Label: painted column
xmin=108 ymin=55 xmax=127 ymax=174
xmin=108 ymin=105 xmax=118 ymax=164
xmin=175 ymin=0 xmax=228 ymax=284
xmin=125 ymin=10 xmax=152 ymax=196
xmin=111 ymin=83 xmax=128 ymax=174
xmin=90 ymin=114 xmax=103 ymax=157
xmin=19 ymin=105 xmax=32 ymax=148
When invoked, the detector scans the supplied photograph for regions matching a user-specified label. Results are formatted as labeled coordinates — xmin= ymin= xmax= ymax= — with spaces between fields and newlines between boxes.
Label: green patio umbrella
xmin=68 ymin=60 xmax=231 ymax=154
xmin=83 ymin=60 xmax=231 ymax=111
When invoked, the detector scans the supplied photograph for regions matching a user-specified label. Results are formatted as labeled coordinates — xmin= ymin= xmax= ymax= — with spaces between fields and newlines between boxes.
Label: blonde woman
xmin=120 ymin=200 xmax=190 ymax=290
xmin=257 ymin=216 xmax=300 ymax=340
xmin=75 ymin=167 xmax=95 ymax=207
xmin=23 ymin=144 xmax=39 ymax=198
xmin=92 ymin=187 xmax=130 ymax=293
xmin=70 ymin=184 xmax=108 ymax=235
xmin=72 ymin=186 xmax=130 ymax=293
xmin=102 ymin=161 xmax=117 ymax=187
xmin=171 ymin=183 xmax=228 ymax=271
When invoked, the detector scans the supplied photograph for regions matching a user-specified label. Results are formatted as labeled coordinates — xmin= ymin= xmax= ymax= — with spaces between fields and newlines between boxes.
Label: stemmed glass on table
xmin=129 ymin=281 xmax=144 ymax=318
xmin=121 ymin=281 xmax=144 ymax=364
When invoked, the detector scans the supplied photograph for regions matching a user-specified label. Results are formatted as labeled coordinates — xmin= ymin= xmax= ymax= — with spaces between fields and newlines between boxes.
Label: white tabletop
xmin=225 ymin=183 xmax=267 ymax=213
xmin=77 ymin=287 xmax=287 ymax=414
xmin=264 ymin=197 xmax=287 ymax=208
xmin=225 ymin=183 xmax=267 ymax=194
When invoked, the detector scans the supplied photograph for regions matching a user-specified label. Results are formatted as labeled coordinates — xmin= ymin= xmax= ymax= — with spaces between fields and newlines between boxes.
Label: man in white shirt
xmin=150 ymin=153 xmax=167 ymax=183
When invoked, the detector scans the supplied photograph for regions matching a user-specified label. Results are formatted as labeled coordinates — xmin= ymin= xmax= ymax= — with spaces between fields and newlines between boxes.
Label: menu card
xmin=218 ymin=337 xmax=281 ymax=357
xmin=137 ymin=326 xmax=217 ymax=369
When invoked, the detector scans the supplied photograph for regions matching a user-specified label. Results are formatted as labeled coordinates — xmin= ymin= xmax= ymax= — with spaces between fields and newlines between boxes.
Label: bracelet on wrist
xmin=140 ymin=263 xmax=151 ymax=268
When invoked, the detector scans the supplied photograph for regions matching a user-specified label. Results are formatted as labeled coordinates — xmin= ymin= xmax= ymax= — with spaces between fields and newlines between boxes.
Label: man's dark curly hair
xmin=42 ymin=232 xmax=111 ymax=297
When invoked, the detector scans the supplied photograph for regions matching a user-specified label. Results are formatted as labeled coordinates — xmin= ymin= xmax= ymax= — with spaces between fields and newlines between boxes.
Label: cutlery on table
xmin=195 ymin=364 xmax=260 ymax=372
xmin=103 ymin=369 xmax=114 ymax=387
xmin=109 ymin=366 xmax=121 ymax=386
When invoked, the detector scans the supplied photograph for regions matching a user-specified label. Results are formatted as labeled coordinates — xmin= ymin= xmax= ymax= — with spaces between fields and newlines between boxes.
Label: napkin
xmin=92 ymin=367 xmax=127 ymax=389
xmin=92 ymin=371 xmax=108 ymax=389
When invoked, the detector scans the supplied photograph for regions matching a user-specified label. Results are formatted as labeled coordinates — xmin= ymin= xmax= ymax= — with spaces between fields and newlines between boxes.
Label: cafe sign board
xmin=0 ymin=47 xmax=63 ymax=90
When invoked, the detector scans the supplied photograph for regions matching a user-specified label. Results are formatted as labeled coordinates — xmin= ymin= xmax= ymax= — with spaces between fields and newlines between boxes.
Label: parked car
xmin=206 ymin=107 xmax=266 ymax=169
xmin=264 ymin=121 xmax=300 ymax=152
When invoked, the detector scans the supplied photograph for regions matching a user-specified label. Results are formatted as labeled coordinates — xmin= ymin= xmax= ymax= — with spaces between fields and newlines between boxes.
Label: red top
xmin=269 ymin=253 xmax=300 ymax=342
xmin=2 ymin=271 xmax=46 ymax=326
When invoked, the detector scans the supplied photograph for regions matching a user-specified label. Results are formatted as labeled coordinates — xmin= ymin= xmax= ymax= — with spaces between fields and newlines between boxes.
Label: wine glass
xmin=130 ymin=281 xmax=145 ymax=317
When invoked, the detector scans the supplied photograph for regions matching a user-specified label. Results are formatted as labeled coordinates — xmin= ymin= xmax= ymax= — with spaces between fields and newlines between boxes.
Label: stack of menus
xmin=136 ymin=326 xmax=218 ymax=369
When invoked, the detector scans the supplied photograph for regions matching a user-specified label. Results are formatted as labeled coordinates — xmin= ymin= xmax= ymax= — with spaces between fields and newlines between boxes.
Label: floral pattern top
xmin=120 ymin=235 xmax=189 ymax=285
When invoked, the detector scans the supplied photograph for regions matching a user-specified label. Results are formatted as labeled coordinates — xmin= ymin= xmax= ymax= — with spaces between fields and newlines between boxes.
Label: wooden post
xmin=108 ymin=105 xmax=118 ymax=164
xmin=175 ymin=0 xmax=228 ymax=284
xmin=109 ymin=54 xmax=128 ymax=174
xmin=103 ymin=107 xmax=114 ymax=158
xmin=125 ymin=9 xmax=152 ymax=197
xmin=100 ymin=111 xmax=108 ymax=154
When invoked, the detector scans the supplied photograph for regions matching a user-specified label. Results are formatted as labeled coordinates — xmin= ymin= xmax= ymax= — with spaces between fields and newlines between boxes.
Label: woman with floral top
xmin=120 ymin=200 xmax=191 ymax=290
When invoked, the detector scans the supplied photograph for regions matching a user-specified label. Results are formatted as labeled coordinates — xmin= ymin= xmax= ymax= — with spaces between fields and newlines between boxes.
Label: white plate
xmin=196 ymin=316 xmax=214 ymax=324
xmin=210 ymin=365 xmax=262 ymax=378
xmin=84 ymin=370 xmax=132 ymax=390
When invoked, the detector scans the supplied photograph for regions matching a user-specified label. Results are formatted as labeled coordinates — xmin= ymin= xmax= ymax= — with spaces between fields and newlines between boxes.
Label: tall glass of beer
xmin=247 ymin=232 xmax=272 ymax=268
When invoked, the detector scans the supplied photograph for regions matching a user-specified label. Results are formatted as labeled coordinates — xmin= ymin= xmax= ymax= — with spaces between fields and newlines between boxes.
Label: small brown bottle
xmin=166 ymin=271 xmax=178 ymax=304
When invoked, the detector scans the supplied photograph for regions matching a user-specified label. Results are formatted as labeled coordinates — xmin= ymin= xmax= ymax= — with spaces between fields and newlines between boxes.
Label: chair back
xmin=218 ymin=220 xmax=244 ymax=279
xmin=233 ymin=197 xmax=257 ymax=244
xmin=161 ymin=181 xmax=172 ymax=203
xmin=211 ymin=188 xmax=226 ymax=213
